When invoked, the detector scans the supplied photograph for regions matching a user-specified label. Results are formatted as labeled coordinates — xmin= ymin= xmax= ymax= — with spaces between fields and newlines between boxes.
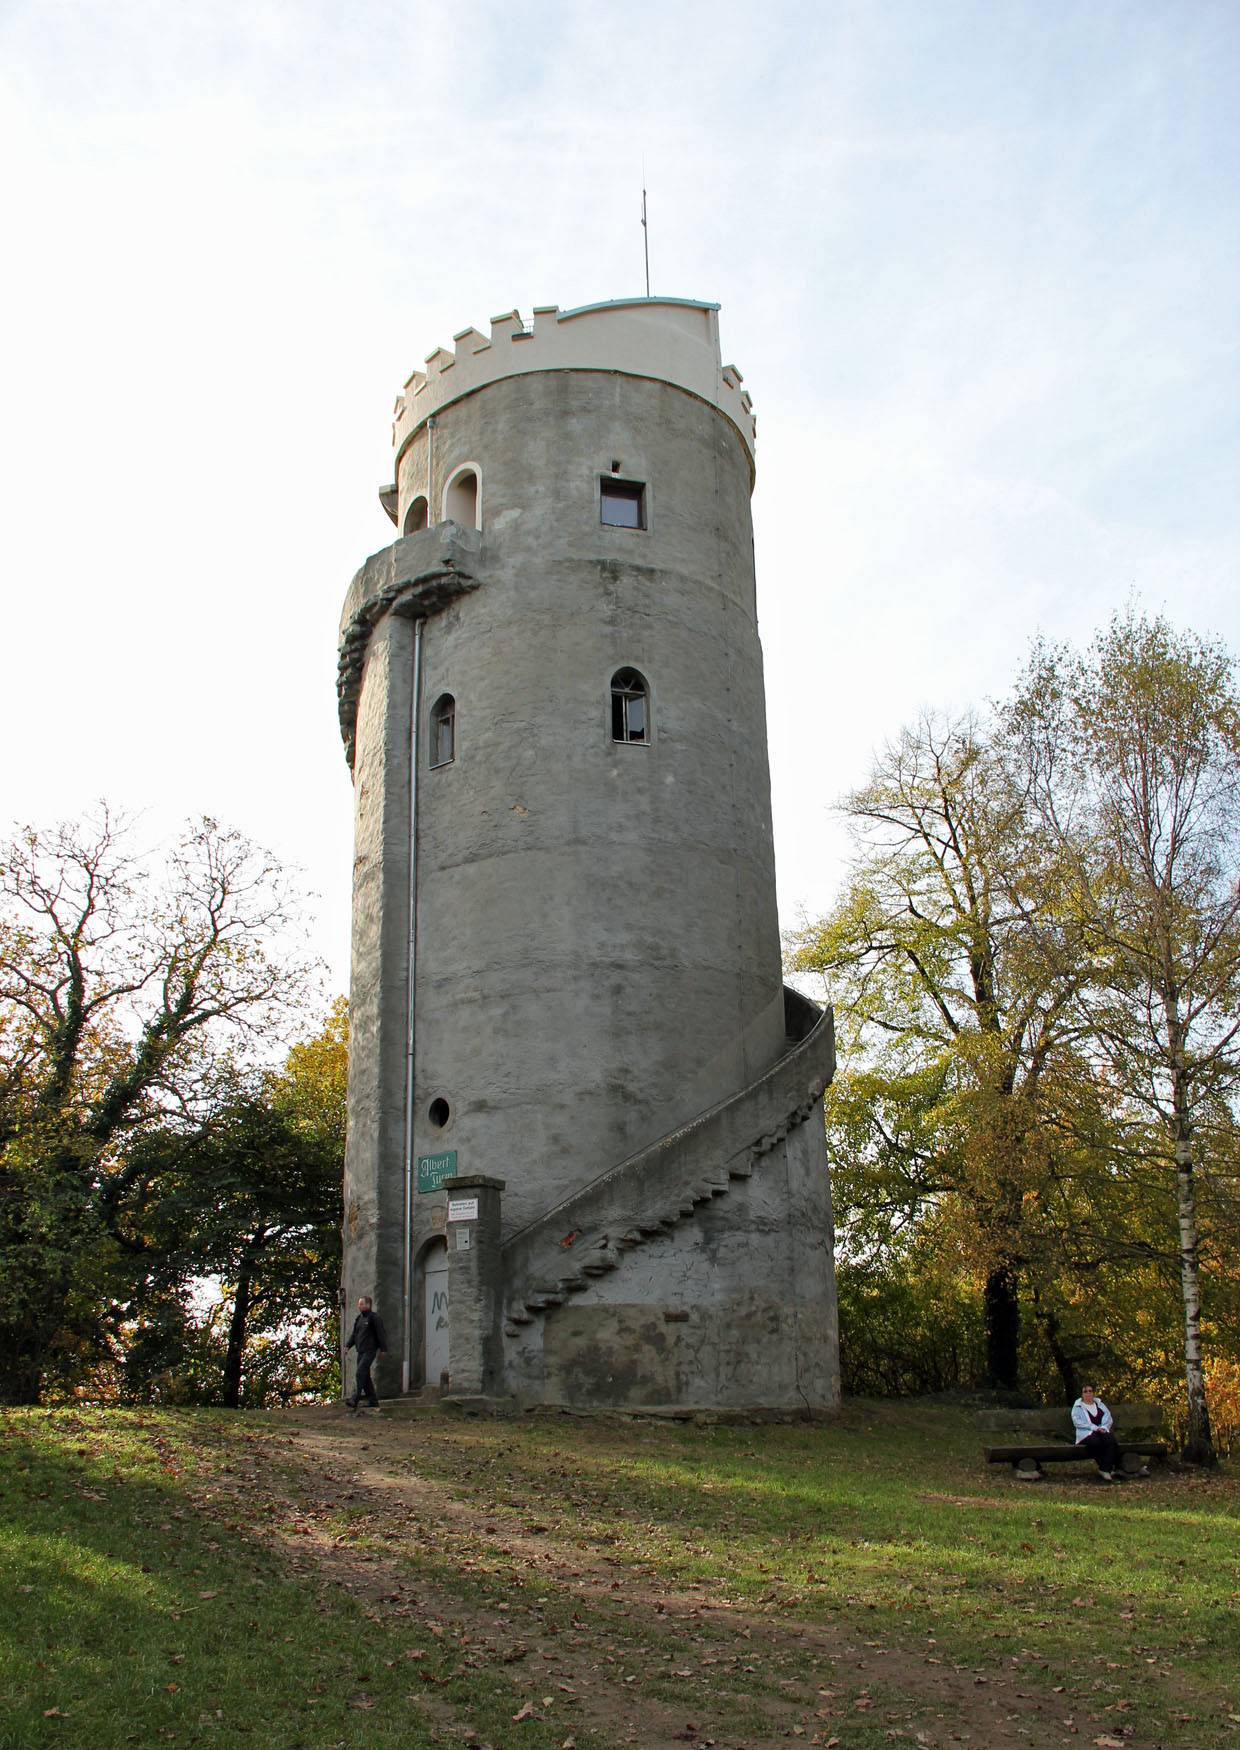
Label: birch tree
xmin=1008 ymin=613 xmax=1240 ymax=1465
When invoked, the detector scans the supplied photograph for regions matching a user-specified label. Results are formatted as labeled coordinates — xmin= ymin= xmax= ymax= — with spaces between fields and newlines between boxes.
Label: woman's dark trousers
xmin=1079 ymin=1429 xmax=1120 ymax=1472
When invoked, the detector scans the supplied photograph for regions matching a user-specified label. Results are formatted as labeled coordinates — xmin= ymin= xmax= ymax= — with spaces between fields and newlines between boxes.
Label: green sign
xmin=417 ymin=1150 xmax=457 ymax=1194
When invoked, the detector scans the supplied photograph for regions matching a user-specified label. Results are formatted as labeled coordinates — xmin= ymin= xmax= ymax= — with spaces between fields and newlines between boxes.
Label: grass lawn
xmin=1 ymin=1398 xmax=1236 ymax=1748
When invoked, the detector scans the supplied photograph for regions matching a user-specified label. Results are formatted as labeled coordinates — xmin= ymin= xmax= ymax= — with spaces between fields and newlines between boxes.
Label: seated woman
xmin=1071 ymin=1384 xmax=1126 ymax=1480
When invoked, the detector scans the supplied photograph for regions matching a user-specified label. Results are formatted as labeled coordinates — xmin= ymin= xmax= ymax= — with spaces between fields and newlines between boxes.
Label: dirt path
xmin=179 ymin=1408 xmax=1145 ymax=1750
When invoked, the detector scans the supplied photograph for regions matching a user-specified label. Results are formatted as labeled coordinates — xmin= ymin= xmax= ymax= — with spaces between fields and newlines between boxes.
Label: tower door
xmin=423 ymin=1238 xmax=449 ymax=1388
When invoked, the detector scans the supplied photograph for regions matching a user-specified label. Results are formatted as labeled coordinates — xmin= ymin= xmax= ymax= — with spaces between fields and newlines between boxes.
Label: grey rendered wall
xmin=341 ymin=615 xmax=415 ymax=1397
xmin=402 ymin=371 xmax=786 ymax=1252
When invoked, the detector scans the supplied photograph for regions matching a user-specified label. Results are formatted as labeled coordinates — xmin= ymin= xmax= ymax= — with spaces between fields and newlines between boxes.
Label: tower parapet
xmin=389 ymin=297 xmax=756 ymax=484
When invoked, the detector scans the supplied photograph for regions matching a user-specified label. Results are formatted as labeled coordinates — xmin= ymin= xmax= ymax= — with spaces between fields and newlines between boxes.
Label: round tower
xmin=339 ymin=297 xmax=838 ymax=1411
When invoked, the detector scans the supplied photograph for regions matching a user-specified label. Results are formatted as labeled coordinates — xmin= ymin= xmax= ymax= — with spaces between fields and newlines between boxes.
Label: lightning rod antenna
xmin=641 ymin=174 xmax=650 ymax=298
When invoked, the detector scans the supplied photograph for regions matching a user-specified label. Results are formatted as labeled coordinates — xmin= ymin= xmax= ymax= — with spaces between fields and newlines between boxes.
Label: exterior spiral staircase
xmin=499 ymin=986 xmax=834 ymax=1343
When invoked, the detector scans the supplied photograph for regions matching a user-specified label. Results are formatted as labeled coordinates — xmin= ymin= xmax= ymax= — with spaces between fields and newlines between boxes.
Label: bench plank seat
xmin=985 ymin=1442 xmax=1167 ymax=1478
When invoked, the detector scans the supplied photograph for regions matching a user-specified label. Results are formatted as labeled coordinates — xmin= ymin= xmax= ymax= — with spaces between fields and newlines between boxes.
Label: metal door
xmin=423 ymin=1239 xmax=449 ymax=1387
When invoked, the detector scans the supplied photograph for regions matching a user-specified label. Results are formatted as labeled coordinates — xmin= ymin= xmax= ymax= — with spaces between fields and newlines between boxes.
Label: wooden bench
xmin=984 ymin=1442 xmax=1168 ymax=1479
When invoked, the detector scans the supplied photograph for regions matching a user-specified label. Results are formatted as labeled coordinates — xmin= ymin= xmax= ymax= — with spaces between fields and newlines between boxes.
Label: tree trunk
xmin=221 ymin=1269 xmax=252 ymax=1410
xmin=0 ymin=1345 xmax=45 ymax=1406
xmin=983 ymin=1262 xmax=1020 ymax=1390
xmin=1033 ymin=1294 xmax=1081 ymax=1402
xmin=1174 ymin=1149 xmax=1216 ymax=1465
xmin=0 ymin=1208 xmax=78 ymax=1405
xmin=0 ymin=1241 xmax=48 ymax=1403
xmin=1169 ymin=1027 xmax=1216 ymax=1466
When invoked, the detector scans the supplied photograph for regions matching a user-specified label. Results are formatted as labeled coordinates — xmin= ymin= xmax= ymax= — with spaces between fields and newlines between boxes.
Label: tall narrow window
xmin=430 ymin=693 xmax=455 ymax=767
xmin=445 ymin=468 xmax=479 ymax=528
xmin=610 ymin=668 xmax=649 ymax=744
xmin=403 ymin=495 xmax=428 ymax=535
xmin=600 ymin=477 xmax=645 ymax=529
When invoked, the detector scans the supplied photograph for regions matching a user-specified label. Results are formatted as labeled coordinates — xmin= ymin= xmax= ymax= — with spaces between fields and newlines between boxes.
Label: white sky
xmin=2 ymin=0 xmax=1237 ymax=998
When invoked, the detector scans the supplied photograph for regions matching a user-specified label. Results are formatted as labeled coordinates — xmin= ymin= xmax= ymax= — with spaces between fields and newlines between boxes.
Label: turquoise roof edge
xmin=556 ymin=296 xmax=721 ymax=322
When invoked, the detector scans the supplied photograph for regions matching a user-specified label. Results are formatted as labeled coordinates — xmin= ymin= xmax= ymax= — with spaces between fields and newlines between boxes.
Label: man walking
xmin=345 ymin=1295 xmax=388 ymax=1413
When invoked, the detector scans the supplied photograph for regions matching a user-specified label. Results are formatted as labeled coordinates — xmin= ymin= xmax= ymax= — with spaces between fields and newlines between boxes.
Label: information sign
xmin=447 ymin=1197 xmax=479 ymax=1224
xmin=417 ymin=1150 xmax=457 ymax=1194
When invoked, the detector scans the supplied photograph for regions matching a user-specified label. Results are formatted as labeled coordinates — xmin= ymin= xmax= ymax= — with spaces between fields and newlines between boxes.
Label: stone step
xmin=559 ymin=1274 xmax=588 ymax=1292
xmin=507 ymin=1310 xmax=534 ymax=1327
xmin=727 ymin=1160 xmax=754 ymax=1180
xmin=620 ymin=1230 xmax=646 ymax=1248
xmin=525 ymin=1293 xmax=564 ymax=1312
xmin=583 ymin=1255 xmax=620 ymax=1276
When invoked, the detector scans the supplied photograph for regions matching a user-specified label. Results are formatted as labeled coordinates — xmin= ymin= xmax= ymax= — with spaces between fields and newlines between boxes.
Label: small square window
xmin=600 ymin=478 xmax=645 ymax=529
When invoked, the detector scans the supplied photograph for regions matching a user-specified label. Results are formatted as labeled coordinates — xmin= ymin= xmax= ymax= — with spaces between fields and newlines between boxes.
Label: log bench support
xmin=984 ymin=1442 xmax=1168 ymax=1480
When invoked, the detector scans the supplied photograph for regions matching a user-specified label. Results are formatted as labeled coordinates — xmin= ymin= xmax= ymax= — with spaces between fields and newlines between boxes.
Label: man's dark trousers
xmin=354 ymin=1347 xmax=380 ymax=1408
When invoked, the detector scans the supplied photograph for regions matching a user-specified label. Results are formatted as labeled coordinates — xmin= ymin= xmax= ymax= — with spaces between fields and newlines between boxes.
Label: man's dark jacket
xmin=347 ymin=1309 xmax=388 ymax=1359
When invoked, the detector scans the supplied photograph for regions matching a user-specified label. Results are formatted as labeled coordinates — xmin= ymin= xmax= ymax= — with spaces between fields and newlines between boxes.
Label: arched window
xmin=444 ymin=467 xmax=479 ymax=529
xmin=610 ymin=668 xmax=649 ymax=744
xmin=403 ymin=495 xmax=428 ymax=535
xmin=429 ymin=693 xmax=455 ymax=767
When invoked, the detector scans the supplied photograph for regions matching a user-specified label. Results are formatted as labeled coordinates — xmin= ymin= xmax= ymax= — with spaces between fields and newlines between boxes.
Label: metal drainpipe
xmin=401 ymin=616 xmax=424 ymax=1392
xmin=426 ymin=415 xmax=436 ymax=521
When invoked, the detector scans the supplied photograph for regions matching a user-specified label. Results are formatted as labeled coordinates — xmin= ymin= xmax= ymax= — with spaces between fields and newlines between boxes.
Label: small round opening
xmin=427 ymin=1097 xmax=451 ymax=1129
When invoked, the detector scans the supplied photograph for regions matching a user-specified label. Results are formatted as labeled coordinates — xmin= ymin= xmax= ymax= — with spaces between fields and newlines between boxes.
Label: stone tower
xmin=338 ymin=296 xmax=838 ymax=1411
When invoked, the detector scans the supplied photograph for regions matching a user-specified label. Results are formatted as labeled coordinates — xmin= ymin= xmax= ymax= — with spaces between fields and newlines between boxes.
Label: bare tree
xmin=1008 ymin=613 xmax=1240 ymax=1464
xmin=0 ymin=807 xmax=319 ymax=1403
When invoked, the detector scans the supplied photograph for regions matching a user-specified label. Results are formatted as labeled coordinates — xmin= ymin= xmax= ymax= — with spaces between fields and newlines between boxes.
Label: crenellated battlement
xmin=391 ymin=296 xmax=756 ymax=469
